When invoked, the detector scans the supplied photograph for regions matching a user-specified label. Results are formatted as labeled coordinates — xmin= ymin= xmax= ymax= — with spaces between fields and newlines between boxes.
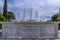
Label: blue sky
xmin=0 ymin=0 xmax=60 ymax=21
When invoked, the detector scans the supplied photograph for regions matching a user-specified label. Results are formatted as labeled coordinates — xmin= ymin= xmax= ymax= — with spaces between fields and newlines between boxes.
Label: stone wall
xmin=2 ymin=22 xmax=58 ymax=40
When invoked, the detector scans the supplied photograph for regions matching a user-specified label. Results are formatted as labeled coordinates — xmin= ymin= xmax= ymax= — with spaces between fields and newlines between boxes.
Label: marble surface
xmin=2 ymin=22 xmax=59 ymax=40
xmin=0 ymin=31 xmax=60 ymax=40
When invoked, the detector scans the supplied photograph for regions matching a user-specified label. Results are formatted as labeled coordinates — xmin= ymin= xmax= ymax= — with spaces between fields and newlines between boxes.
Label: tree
xmin=0 ymin=12 xmax=7 ymax=22
xmin=0 ymin=12 xmax=7 ymax=29
xmin=3 ymin=0 xmax=16 ymax=21
xmin=3 ymin=0 xmax=7 ymax=19
xmin=51 ymin=13 xmax=60 ymax=22
xmin=7 ymin=12 xmax=15 ymax=21
xmin=51 ymin=14 xmax=58 ymax=21
xmin=51 ymin=9 xmax=60 ymax=22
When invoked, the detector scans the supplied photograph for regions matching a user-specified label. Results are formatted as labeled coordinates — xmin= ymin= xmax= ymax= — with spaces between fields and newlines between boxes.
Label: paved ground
xmin=0 ymin=30 xmax=60 ymax=40
xmin=55 ymin=31 xmax=60 ymax=40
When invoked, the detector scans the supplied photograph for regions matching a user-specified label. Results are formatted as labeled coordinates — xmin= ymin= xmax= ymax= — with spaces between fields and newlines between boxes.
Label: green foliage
xmin=51 ymin=14 xmax=58 ymax=21
xmin=0 ymin=12 xmax=16 ymax=29
xmin=0 ymin=12 xmax=7 ymax=29
xmin=7 ymin=12 xmax=15 ymax=21
xmin=0 ymin=12 xmax=7 ymax=22
xmin=51 ymin=13 xmax=60 ymax=22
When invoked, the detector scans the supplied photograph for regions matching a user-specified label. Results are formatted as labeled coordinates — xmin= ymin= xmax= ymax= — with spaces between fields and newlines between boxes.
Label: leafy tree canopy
xmin=51 ymin=13 xmax=60 ymax=22
xmin=7 ymin=12 xmax=16 ymax=21
xmin=0 ymin=12 xmax=7 ymax=22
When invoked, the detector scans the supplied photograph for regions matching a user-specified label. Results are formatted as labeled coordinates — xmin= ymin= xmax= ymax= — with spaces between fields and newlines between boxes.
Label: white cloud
xmin=46 ymin=0 xmax=60 ymax=6
xmin=0 ymin=0 xmax=60 ymax=21
xmin=13 ymin=0 xmax=60 ymax=21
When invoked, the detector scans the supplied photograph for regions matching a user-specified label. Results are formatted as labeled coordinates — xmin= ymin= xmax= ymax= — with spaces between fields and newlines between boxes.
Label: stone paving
xmin=55 ymin=31 xmax=60 ymax=40
xmin=0 ymin=30 xmax=60 ymax=40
